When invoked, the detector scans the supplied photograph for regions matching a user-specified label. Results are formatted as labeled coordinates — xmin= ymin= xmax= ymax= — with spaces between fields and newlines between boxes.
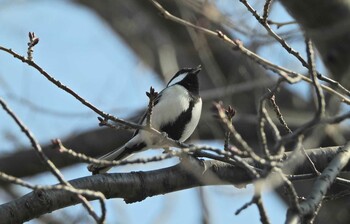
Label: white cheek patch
xmin=167 ymin=73 xmax=188 ymax=87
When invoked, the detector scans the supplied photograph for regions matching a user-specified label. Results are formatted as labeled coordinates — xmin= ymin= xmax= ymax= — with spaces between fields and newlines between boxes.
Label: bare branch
xmin=147 ymin=0 xmax=350 ymax=104
xmin=0 ymin=146 xmax=346 ymax=223
xmin=0 ymin=97 xmax=105 ymax=223
xmin=288 ymin=142 xmax=350 ymax=222
xmin=27 ymin=32 xmax=39 ymax=61
xmin=145 ymin=86 xmax=158 ymax=127
xmin=306 ymin=38 xmax=325 ymax=119
xmin=269 ymin=92 xmax=292 ymax=134
xmin=213 ymin=101 xmax=265 ymax=165
xmin=239 ymin=0 xmax=350 ymax=97
xmin=262 ymin=0 xmax=273 ymax=22
xmin=267 ymin=20 xmax=297 ymax=29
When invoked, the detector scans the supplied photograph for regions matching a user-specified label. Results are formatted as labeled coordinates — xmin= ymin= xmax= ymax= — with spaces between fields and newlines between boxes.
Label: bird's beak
xmin=192 ymin=65 xmax=202 ymax=75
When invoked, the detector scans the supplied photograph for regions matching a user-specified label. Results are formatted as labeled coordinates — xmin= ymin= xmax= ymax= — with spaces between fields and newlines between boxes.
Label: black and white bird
xmin=88 ymin=65 xmax=202 ymax=174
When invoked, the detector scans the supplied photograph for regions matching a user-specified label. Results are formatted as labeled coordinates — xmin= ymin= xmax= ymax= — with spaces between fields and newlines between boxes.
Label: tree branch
xmin=279 ymin=0 xmax=350 ymax=90
xmin=287 ymin=142 xmax=350 ymax=222
xmin=0 ymin=146 xmax=347 ymax=223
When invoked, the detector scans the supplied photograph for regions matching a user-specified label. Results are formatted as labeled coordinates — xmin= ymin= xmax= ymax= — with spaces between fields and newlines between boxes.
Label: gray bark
xmin=0 ymin=147 xmax=345 ymax=223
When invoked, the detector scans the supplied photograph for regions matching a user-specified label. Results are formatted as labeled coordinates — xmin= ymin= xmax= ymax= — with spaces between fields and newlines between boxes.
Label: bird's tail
xmin=87 ymin=145 xmax=127 ymax=174
xmin=87 ymin=137 xmax=147 ymax=174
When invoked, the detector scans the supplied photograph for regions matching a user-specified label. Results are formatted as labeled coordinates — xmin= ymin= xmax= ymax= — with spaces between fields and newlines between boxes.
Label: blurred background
xmin=0 ymin=0 xmax=348 ymax=223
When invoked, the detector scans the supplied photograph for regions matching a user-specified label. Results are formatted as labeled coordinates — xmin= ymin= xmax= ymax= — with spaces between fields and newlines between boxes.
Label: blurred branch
xmin=198 ymin=188 xmax=211 ymax=224
xmin=239 ymin=0 xmax=350 ymax=97
xmin=148 ymin=0 xmax=350 ymax=104
xmin=287 ymin=142 xmax=350 ymax=223
xmin=267 ymin=20 xmax=297 ymax=29
xmin=305 ymin=38 xmax=325 ymax=119
xmin=279 ymin=0 xmax=350 ymax=90
xmin=238 ymin=0 xmax=350 ymax=96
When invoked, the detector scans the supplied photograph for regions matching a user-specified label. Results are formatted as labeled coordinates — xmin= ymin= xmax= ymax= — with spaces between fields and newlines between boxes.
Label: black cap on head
xmin=166 ymin=65 xmax=201 ymax=96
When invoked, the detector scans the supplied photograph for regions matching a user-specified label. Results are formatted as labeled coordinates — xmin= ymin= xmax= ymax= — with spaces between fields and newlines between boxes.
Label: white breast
xmin=139 ymin=85 xmax=202 ymax=147
xmin=151 ymin=85 xmax=191 ymax=129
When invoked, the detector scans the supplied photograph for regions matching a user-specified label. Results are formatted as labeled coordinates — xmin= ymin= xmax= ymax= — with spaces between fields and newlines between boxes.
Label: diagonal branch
xmin=0 ymin=97 xmax=105 ymax=223
xmin=148 ymin=0 xmax=350 ymax=104
xmin=287 ymin=142 xmax=350 ymax=222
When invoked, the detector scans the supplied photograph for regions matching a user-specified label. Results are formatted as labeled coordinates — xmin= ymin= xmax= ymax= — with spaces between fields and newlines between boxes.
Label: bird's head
xmin=166 ymin=65 xmax=201 ymax=95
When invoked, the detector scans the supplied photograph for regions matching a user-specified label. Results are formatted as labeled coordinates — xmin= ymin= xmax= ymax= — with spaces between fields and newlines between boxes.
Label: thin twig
xmin=262 ymin=0 xmax=273 ymax=22
xmin=147 ymin=0 xmax=350 ymax=104
xmin=213 ymin=102 xmax=267 ymax=166
xmin=257 ymin=80 xmax=283 ymax=157
xmin=254 ymin=194 xmax=270 ymax=224
xmin=239 ymin=0 xmax=350 ymax=97
xmin=0 ymin=98 xmax=105 ymax=223
xmin=56 ymin=137 xmax=259 ymax=178
xmin=267 ymin=20 xmax=297 ymax=29
xmin=258 ymin=114 xmax=269 ymax=157
xmin=55 ymin=138 xmax=177 ymax=166
xmin=235 ymin=198 xmax=255 ymax=215
xmin=27 ymin=32 xmax=39 ymax=61
xmin=238 ymin=0 xmax=310 ymax=73
xmin=316 ymin=74 xmax=350 ymax=96
xmin=235 ymin=193 xmax=270 ymax=224
xmin=267 ymin=81 xmax=320 ymax=173
xmin=0 ymin=47 xmax=154 ymax=131
xmin=323 ymin=111 xmax=350 ymax=124
xmin=0 ymin=171 xmax=106 ymax=201
xmin=224 ymin=105 xmax=235 ymax=152
xmin=275 ymin=168 xmax=301 ymax=212
xmin=0 ymin=45 xmax=202 ymax=157
xmin=146 ymin=86 xmax=158 ymax=127
xmin=306 ymin=38 xmax=325 ymax=119
xmin=269 ymin=92 xmax=292 ymax=134
xmin=290 ymin=142 xmax=350 ymax=221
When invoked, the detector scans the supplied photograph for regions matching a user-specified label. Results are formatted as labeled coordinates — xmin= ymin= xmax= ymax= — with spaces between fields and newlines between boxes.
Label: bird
xmin=88 ymin=65 xmax=202 ymax=174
